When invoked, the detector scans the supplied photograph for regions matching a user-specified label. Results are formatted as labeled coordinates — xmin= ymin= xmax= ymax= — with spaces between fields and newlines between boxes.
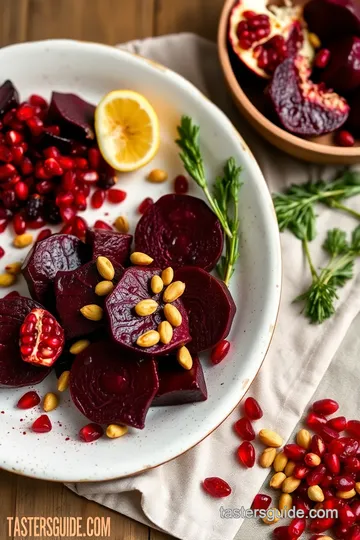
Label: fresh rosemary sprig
xmin=176 ymin=116 xmax=242 ymax=285
xmin=295 ymin=226 xmax=360 ymax=323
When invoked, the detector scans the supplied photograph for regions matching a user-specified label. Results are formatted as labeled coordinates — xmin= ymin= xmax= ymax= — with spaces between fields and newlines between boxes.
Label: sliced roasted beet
xmin=70 ymin=341 xmax=159 ymax=429
xmin=48 ymin=92 xmax=95 ymax=140
xmin=38 ymin=131 xmax=73 ymax=155
xmin=304 ymin=0 xmax=360 ymax=43
xmin=319 ymin=36 xmax=360 ymax=94
xmin=347 ymin=92 xmax=360 ymax=134
xmin=54 ymin=350 xmax=74 ymax=378
xmin=0 ymin=80 xmax=19 ymax=117
xmin=22 ymin=234 xmax=90 ymax=309
xmin=0 ymin=296 xmax=51 ymax=387
xmin=153 ymin=354 xmax=207 ymax=406
xmin=134 ymin=194 xmax=224 ymax=271
xmin=86 ymin=228 xmax=132 ymax=266
xmin=55 ymin=260 xmax=123 ymax=339
xmin=175 ymin=266 xmax=236 ymax=353
xmin=267 ymin=56 xmax=349 ymax=136
xmin=105 ymin=266 xmax=191 ymax=356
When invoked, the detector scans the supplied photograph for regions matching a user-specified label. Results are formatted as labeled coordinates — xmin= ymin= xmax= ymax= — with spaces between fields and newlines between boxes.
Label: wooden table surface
xmin=0 ymin=0 xmax=224 ymax=539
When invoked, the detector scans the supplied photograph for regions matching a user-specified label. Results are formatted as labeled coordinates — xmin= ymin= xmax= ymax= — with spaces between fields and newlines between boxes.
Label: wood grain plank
xmin=0 ymin=0 xmax=29 ymax=46
xmin=154 ymin=0 xmax=224 ymax=41
xmin=27 ymin=0 xmax=154 ymax=44
xmin=150 ymin=530 xmax=175 ymax=540
xmin=0 ymin=471 xmax=17 ymax=540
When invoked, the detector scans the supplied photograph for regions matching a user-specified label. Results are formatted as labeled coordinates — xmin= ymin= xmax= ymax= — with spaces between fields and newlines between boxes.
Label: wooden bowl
xmin=218 ymin=0 xmax=360 ymax=164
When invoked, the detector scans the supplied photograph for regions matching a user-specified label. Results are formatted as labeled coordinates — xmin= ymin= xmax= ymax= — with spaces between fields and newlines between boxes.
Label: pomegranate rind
xmin=304 ymin=0 xmax=360 ymax=43
xmin=0 ymin=297 xmax=51 ymax=387
xmin=55 ymin=260 xmax=124 ymax=339
xmin=319 ymin=36 xmax=360 ymax=95
xmin=70 ymin=341 xmax=159 ymax=429
xmin=86 ymin=228 xmax=132 ymax=266
xmin=20 ymin=308 xmax=65 ymax=367
xmin=134 ymin=194 xmax=224 ymax=272
xmin=267 ymin=56 xmax=350 ymax=136
xmin=22 ymin=234 xmax=90 ymax=310
xmin=175 ymin=266 xmax=236 ymax=353
xmin=153 ymin=355 xmax=207 ymax=406
xmin=105 ymin=266 xmax=191 ymax=357
xmin=0 ymin=80 xmax=19 ymax=116
xmin=48 ymin=91 xmax=95 ymax=140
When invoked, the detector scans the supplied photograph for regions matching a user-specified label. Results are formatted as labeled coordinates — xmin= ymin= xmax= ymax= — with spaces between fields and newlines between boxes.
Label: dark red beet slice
xmin=22 ymin=234 xmax=90 ymax=310
xmin=105 ymin=266 xmax=191 ymax=356
xmin=153 ymin=355 xmax=207 ymax=406
xmin=134 ymin=194 xmax=224 ymax=271
xmin=267 ymin=56 xmax=349 ymax=136
xmin=86 ymin=228 xmax=132 ymax=266
xmin=0 ymin=80 xmax=19 ymax=117
xmin=48 ymin=91 xmax=95 ymax=141
xmin=304 ymin=0 xmax=360 ymax=43
xmin=38 ymin=131 xmax=73 ymax=155
xmin=0 ymin=296 xmax=51 ymax=387
xmin=319 ymin=36 xmax=360 ymax=94
xmin=175 ymin=266 xmax=236 ymax=353
xmin=55 ymin=260 xmax=123 ymax=339
xmin=70 ymin=341 xmax=159 ymax=429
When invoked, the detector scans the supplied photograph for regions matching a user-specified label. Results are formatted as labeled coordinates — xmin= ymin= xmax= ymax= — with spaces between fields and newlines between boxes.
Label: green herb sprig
xmin=176 ymin=116 xmax=242 ymax=285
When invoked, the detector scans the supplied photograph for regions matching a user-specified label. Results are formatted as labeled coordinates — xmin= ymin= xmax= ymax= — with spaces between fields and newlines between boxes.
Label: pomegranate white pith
xmin=20 ymin=308 xmax=64 ymax=367
xmin=228 ymin=0 xmax=314 ymax=78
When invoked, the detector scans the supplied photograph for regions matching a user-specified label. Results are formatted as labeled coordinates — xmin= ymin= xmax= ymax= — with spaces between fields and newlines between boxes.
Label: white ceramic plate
xmin=0 ymin=40 xmax=281 ymax=482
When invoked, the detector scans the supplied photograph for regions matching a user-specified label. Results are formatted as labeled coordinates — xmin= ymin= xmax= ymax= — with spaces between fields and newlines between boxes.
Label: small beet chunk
xmin=319 ymin=36 xmax=360 ymax=94
xmin=135 ymin=194 xmax=224 ymax=271
xmin=55 ymin=260 xmax=123 ymax=339
xmin=152 ymin=355 xmax=207 ymax=406
xmin=38 ymin=132 xmax=73 ymax=155
xmin=0 ymin=296 xmax=51 ymax=387
xmin=48 ymin=91 xmax=95 ymax=140
xmin=22 ymin=234 xmax=90 ymax=310
xmin=106 ymin=266 xmax=191 ymax=356
xmin=86 ymin=228 xmax=132 ymax=266
xmin=0 ymin=80 xmax=19 ymax=116
xmin=267 ymin=56 xmax=349 ymax=136
xmin=304 ymin=0 xmax=360 ymax=43
xmin=175 ymin=266 xmax=236 ymax=353
xmin=70 ymin=341 xmax=159 ymax=429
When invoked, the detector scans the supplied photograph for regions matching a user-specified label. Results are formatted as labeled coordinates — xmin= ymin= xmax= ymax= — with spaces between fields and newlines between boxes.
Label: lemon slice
xmin=95 ymin=90 xmax=160 ymax=172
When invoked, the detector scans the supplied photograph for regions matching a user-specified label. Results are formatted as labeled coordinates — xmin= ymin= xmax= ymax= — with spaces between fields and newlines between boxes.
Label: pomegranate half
xmin=20 ymin=308 xmax=65 ymax=367
xmin=228 ymin=0 xmax=314 ymax=78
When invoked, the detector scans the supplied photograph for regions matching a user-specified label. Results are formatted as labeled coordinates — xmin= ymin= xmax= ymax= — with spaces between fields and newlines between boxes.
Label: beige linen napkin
xmin=67 ymin=34 xmax=360 ymax=540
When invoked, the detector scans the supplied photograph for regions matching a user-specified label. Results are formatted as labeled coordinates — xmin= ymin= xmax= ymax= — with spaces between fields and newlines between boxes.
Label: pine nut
xmin=296 ymin=429 xmax=312 ymax=449
xmin=163 ymin=281 xmax=185 ymax=303
xmin=177 ymin=346 xmax=193 ymax=370
xmin=262 ymin=508 xmax=280 ymax=525
xmin=356 ymin=482 xmax=360 ymax=495
xmin=284 ymin=461 xmax=296 ymax=477
xmin=106 ymin=424 xmax=128 ymax=439
xmin=164 ymin=303 xmax=182 ymax=327
xmin=13 ymin=233 xmax=33 ymax=248
xmin=130 ymin=252 xmax=153 ymax=266
xmin=135 ymin=299 xmax=158 ymax=316
xmin=278 ymin=493 xmax=293 ymax=512
xmin=151 ymin=275 xmax=163 ymax=294
xmin=136 ymin=330 xmax=160 ymax=348
xmin=309 ymin=32 xmax=321 ymax=48
xmin=114 ymin=215 xmax=129 ymax=233
xmin=5 ymin=262 xmax=22 ymax=275
xmin=158 ymin=321 xmax=173 ymax=344
xmin=259 ymin=429 xmax=283 ymax=448
xmin=282 ymin=476 xmax=301 ymax=493
xmin=308 ymin=485 xmax=324 ymax=502
xmin=80 ymin=304 xmax=103 ymax=321
xmin=70 ymin=339 xmax=90 ymax=355
xmin=270 ymin=472 xmax=286 ymax=489
xmin=273 ymin=451 xmax=288 ymax=472
xmin=57 ymin=371 xmax=70 ymax=392
xmin=96 ymin=256 xmax=115 ymax=280
xmin=161 ymin=267 xmax=174 ymax=286
xmin=147 ymin=169 xmax=168 ymax=183
xmin=0 ymin=273 xmax=16 ymax=287
xmin=259 ymin=447 xmax=277 ymax=468
xmin=95 ymin=280 xmax=114 ymax=296
xmin=43 ymin=392 xmax=59 ymax=412
xmin=336 ymin=489 xmax=357 ymax=499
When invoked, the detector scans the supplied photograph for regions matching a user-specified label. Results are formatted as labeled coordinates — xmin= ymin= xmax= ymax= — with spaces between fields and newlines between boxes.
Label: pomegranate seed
xmin=251 ymin=493 xmax=271 ymax=511
xmin=35 ymin=162 xmax=51 ymax=180
xmin=234 ymin=417 xmax=255 ymax=440
xmin=307 ymin=465 xmax=327 ymax=486
xmin=0 ymin=247 xmax=4 ymax=258
xmin=340 ymin=438 xmax=359 ymax=458
xmin=294 ymin=464 xmax=310 ymax=479
xmin=107 ymin=189 xmax=126 ymax=204
xmin=14 ymin=181 xmax=29 ymax=201
xmin=284 ymin=444 xmax=306 ymax=461
xmin=80 ymin=183 xmax=90 ymax=197
xmin=88 ymin=148 xmax=102 ymax=170
xmin=29 ymin=95 xmax=48 ymax=109
xmin=309 ymin=517 xmax=336 ymax=533
xmin=6 ymin=130 xmax=23 ymax=146
xmin=345 ymin=457 xmax=360 ymax=473
xmin=36 ymin=229 xmax=51 ymax=242
xmin=322 ymin=487 xmax=335 ymax=499
xmin=11 ymin=145 xmax=25 ymax=164
xmin=273 ymin=526 xmax=293 ymax=540
xmin=79 ymin=423 xmax=104 ymax=443
xmin=43 ymin=146 xmax=61 ymax=159
xmin=78 ymin=170 xmax=99 ymax=184
xmin=36 ymin=180 xmax=53 ymax=195
xmin=17 ymin=391 xmax=40 ymax=409
xmin=339 ymin=504 xmax=357 ymax=527
xmin=27 ymin=116 xmax=44 ymax=136
xmin=202 ymin=477 xmax=231 ymax=498
xmin=293 ymin=495 xmax=311 ymax=517
xmin=27 ymin=216 xmax=45 ymax=229
xmin=351 ymin=500 xmax=360 ymax=521
xmin=2 ymin=189 xmax=16 ymax=209
xmin=13 ymin=214 xmax=26 ymax=235
xmin=349 ymin=525 xmax=360 ymax=540
xmin=320 ymin=426 xmax=340 ymax=443
xmin=334 ymin=523 xmax=351 ymax=538
xmin=44 ymin=158 xmax=63 ymax=177
xmin=45 ymin=125 xmax=60 ymax=136
xmin=174 ymin=175 xmax=189 ymax=194
xmin=323 ymin=452 xmax=340 ymax=475
xmin=16 ymin=103 xmax=34 ymax=121
xmin=328 ymin=438 xmax=346 ymax=455
xmin=138 ymin=197 xmax=153 ymax=214
xmin=32 ymin=414 xmax=52 ymax=433
xmin=21 ymin=157 xmax=34 ymax=176
xmin=73 ymin=216 xmax=88 ymax=239
xmin=312 ymin=399 xmax=339 ymax=415
xmin=75 ymin=157 xmax=88 ymax=170
xmin=237 ymin=441 xmax=255 ymax=467
xmin=91 ymin=189 xmax=105 ymax=209
xmin=0 ymin=163 xmax=16 ymax=179
xmin=60 ymin=223 xmax=73 ymax=234
xmin=337 ymin=130 xmax=355 ymax=147
xmin=347 ymin=420 xmax=360 ymax=438
xmin=58 ymin=156 xmax=74 ymax=171
xmin=0 ymin=144 xmax=13 ymax=163
xmin=210 ymin=340 xmax=230 ymax=365
xmin=71 ymin=143 xmax=87 ymax=156
xmin=307 ymin=412 xmax=328 ymax=430
xmin=327 ymin=416 xmax=347 ymax=432
xmin=3 ymin=109 xmax=16 ymax=125
xmin=0 ymin=220 xmax=8 ymax=233
xmin=75 ymin=192 xmax=87 ymax=211
xmin=93 ymin=220 xmax=112 ymax=230
xmin=60 ymin=206 xmax=76 ymax=224
xmin=61 ymin=170 xmax=76 ymax=191
xmin=288 ymin=517 xmax=306 ymax=537
xmin=244 ymin=397 xmax=263 ymax=420
xmin=314 ymin=48 xmax=331 ymax=69
xmin=56 ymin=192 xmax=74 ymax=207
xmin=333 ymin=475 xmax=356 ymax=491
